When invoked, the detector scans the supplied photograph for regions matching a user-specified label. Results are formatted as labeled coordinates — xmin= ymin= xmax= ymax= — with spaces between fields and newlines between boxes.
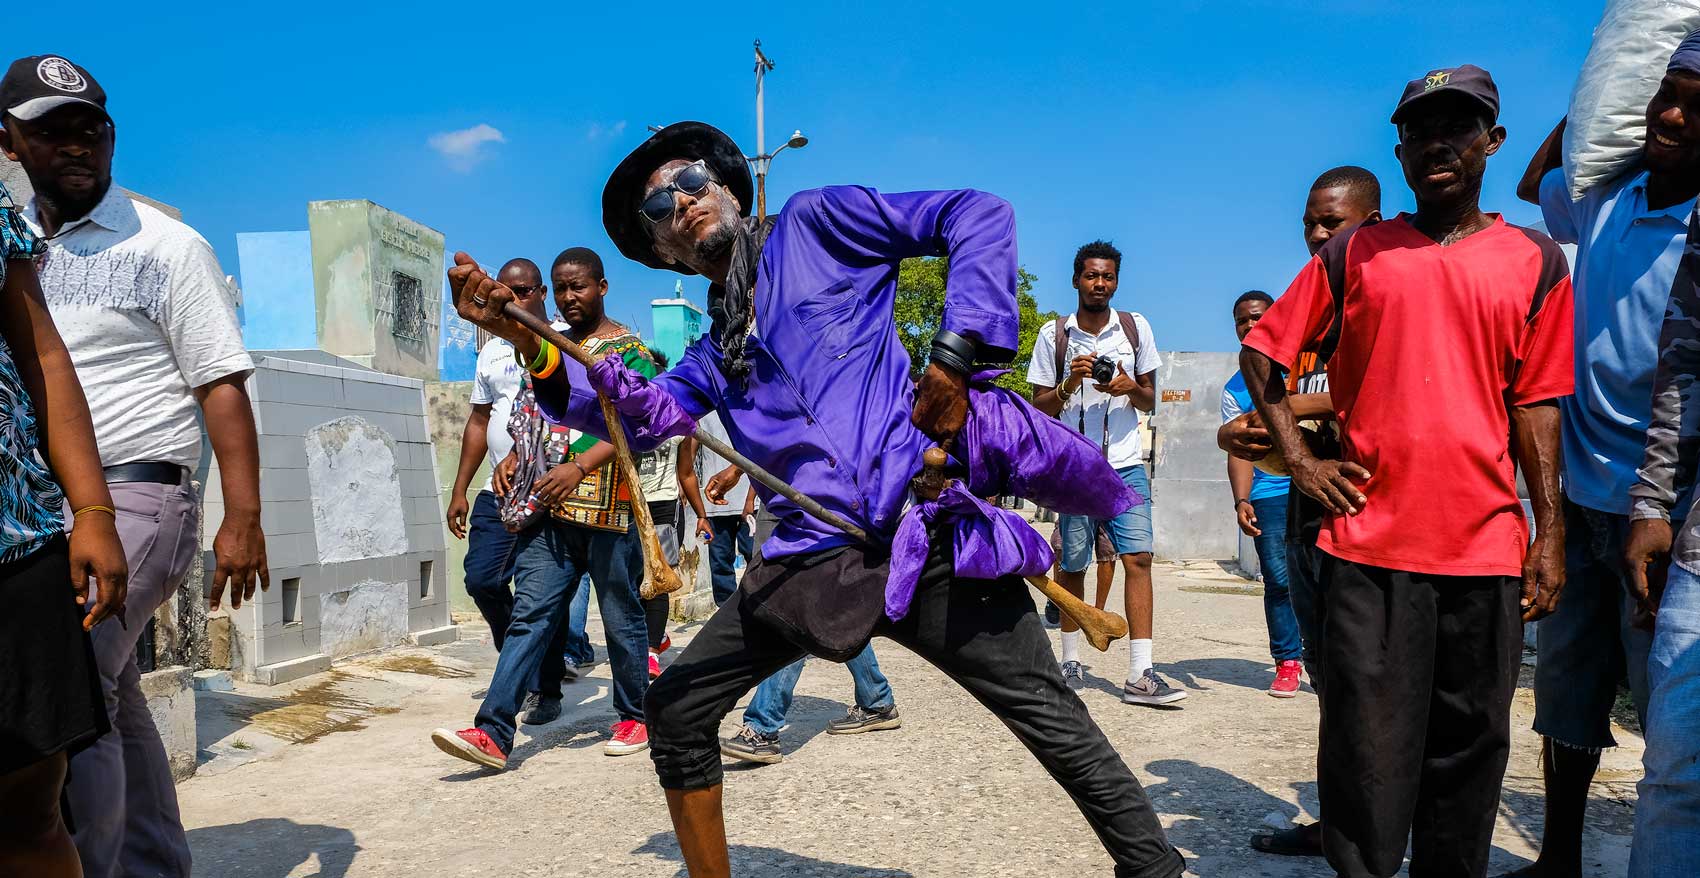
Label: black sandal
xmin=1249 ymin=822 xmax=1324 ymax=857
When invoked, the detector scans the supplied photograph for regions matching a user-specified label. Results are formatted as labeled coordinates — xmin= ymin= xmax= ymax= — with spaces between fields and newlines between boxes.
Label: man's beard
xmin=40 ymin=176 xmax=110 ymax=221
xmin=693 ymin=221 xmax=739 ymax=264
xmin=1081 ymin=300 xmax=1110 ymax=313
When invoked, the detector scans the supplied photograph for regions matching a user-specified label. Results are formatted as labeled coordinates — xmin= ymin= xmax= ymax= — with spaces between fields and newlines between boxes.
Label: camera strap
xmin=1056 ymin=311 xmax=1141 ymax=461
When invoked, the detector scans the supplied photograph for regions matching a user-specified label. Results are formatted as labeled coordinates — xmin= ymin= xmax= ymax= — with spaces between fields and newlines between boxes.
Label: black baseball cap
xmin=0 ymin=55 xmax=109 ymax=122
xmin=1390 ymin=64 xmax=1499 ymax=125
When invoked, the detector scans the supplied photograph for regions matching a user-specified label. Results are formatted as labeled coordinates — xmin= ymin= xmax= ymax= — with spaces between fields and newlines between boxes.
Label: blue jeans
xmin=476 ymin=519 xmax=649 ymax=753
xmin=565 ymin=574 xmax=594 ymax=666
xmin=708 ymin=515 xmax=753 ymax=605
xmin=1534 ymin=502 xmax=1652 ymax=750
xmin=1631 ymin=561 xmax=1700 ymax=878
xmin=463 ymin=490 xmax=521 ymax=650
xmin=1251 ymin=494 xmax=1303 ymax=663
xmin=1059 ymin=465 xmax=1153 ymax=572
xmin=742 ymin=642 xmax=894 ymax=735
xmin=464 ymin=492 xmax=593 ymax=667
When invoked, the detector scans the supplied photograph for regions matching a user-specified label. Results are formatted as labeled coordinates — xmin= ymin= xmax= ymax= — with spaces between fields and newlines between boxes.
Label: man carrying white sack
xmin=1504 ymin=29 xmax=1700 ymax=878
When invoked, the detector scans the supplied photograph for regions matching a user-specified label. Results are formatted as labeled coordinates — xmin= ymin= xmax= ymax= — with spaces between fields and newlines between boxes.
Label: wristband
xmin=523 ymin=342 xmax=561 ymax=379
xmin=928 ymin=329 xmax=977 ymax=375
xmin=568 ymin=460 xmax=587 ymax=479
xmin=1234 ymin=498 xmax=1252 ymax=509
xmin=74 ymin=504 xmax=117 ymax=519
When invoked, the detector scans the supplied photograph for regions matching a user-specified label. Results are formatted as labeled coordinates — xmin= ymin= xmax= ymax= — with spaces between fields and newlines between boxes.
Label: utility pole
xmin=748 ymin=39 xmax=808 ymax=221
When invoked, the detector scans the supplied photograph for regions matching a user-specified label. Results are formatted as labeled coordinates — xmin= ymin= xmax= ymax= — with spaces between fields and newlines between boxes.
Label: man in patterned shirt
xmin=433 ymin=247 xmax=655 ymax=767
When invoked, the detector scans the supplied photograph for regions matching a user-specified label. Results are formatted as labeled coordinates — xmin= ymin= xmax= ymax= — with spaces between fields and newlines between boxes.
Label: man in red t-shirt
xmin=1241 ymin=65 xmax=1573 ymax=878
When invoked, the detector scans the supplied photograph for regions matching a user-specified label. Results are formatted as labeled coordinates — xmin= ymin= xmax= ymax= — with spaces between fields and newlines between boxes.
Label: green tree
xmin=894 ymin=257 xmax=1055 ymax=397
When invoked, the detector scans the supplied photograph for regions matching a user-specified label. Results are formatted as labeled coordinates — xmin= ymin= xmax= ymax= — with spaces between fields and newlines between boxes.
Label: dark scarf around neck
xmin=706 ymin=216 xmax=774 ymax=382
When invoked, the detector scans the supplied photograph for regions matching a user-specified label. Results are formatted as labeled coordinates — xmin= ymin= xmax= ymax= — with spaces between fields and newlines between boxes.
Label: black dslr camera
xmin=1090 ymin=354 xmax=1118 ymax=384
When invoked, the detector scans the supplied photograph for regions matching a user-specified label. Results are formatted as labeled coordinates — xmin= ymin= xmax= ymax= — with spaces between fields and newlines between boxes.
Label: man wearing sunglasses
xmin=451 ymin=121 xmax=1183 ymax=878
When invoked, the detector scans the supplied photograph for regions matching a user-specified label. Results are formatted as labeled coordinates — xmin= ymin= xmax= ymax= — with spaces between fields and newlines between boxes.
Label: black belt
xmin=104 ymin=462 xmax=188 ymax=485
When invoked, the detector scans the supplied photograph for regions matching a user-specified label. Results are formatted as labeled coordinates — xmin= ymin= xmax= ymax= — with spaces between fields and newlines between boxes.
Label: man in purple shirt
xmin=450 ymin=122 xmax=1182 ymax=878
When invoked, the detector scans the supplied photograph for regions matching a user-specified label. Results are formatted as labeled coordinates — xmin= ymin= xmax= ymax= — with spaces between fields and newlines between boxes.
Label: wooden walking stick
xmin=507 ymin=305 xmax=1126 ymax=647
xmin=503 ymin=304 xmax=682 ymax=600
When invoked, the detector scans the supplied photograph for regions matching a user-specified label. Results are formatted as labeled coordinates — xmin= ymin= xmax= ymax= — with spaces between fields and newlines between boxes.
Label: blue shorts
xmin=1059 ymin=465 xmax=1153 ymax=573
xmin=1533 ymin=501 xmax=1653 ymax=750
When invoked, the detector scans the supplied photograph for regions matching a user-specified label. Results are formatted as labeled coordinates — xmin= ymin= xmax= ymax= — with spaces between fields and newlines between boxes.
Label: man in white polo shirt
xmin=1 ymin=55 xmax=267 ymax=878
xmin=1029 ymin=240 xmax=1183 ymax=707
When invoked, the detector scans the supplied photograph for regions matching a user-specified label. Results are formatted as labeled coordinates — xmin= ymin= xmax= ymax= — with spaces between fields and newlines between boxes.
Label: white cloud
xmin=428 ymin=123 xmax=505 ymax=171
xmin=587 ymin=120 xmax=628 ymax=141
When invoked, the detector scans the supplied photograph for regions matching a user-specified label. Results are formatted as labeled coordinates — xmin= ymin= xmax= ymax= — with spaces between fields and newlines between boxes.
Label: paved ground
xmin=177 ymin=560 xmax=1641 ymax=877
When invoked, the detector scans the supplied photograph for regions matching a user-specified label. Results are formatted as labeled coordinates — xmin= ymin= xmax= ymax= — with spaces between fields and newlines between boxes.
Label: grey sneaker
xmin=827 ymin=704 xmax=903 ymax=735
xmin=719 ymin=725 xmax=783 ymax=764
xmin=1122 ymin=669 xmax=1188 ymax=708
xmin=519 ymin=694 xmax=562 ymax=725
xmin=1061 ymin=660 xmax=1086 ymax=689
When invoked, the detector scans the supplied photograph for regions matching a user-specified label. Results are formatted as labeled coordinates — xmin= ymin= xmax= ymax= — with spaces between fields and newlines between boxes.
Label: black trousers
xmin=1316 ymin=553 xmax=1522 ymax=878
xmin=644 ymin=547 xmax=1185 ymax=878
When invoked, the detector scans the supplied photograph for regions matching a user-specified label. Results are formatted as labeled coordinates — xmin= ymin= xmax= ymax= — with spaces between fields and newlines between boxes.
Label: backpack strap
xmin=1314 ymin=218 xmax=1376 ymax=366
xmin=1053 ymin=317 xmax=1069 ymax=388
xmin=1117 ymin=310 xmax=1143 ymax=373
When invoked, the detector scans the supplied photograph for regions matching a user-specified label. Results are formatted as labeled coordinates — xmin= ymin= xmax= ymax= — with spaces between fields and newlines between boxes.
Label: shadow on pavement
xmin=188 ymin=818 xmax=358 ymax=877
xmin=1162 ymin=657 xmax=1288 ymax=693
xmin=634 ymin=831 xmax=913 ymax=877
xmin=195 ymin=690 xmax=295 ymax=761
xmin=1142 ymin=758 xmax=1305 ymax=860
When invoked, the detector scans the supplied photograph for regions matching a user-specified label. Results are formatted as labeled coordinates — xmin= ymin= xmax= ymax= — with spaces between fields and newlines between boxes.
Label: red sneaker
xmin=431 ymin=727 xmax=507 ymax=769
xmin=605 ymin=720 xmax=650 ymax=756
xmin=656 ymin=634 xmax=673 ymax=654
xmin=1269 ymin=660 xmax=1304 ymax=698
xmin=648 ymin=652 xmax=663 ymax=680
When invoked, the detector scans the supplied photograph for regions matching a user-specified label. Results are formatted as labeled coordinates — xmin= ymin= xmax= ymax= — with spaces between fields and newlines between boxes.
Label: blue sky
xmin=11 ymin=0 xmax=1604 ymax=353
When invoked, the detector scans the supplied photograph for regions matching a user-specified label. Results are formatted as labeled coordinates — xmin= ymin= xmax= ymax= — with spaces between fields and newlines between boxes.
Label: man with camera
xmin=1028 ymin=241 xmax=1183 ymax=706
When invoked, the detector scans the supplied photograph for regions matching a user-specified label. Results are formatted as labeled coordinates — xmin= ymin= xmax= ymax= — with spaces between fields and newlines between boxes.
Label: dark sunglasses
xmin=508 ymin=283 xmax=544 ymax=297
xmin=639 ymin=161 xmax=716 ymax=226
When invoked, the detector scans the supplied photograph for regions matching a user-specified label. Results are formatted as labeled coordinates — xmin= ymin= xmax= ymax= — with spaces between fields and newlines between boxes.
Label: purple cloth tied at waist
xmin=884 ymin=370 xmax=1144 ymax=620
xmin=886 ymin=482 xmax=1055 ymax=621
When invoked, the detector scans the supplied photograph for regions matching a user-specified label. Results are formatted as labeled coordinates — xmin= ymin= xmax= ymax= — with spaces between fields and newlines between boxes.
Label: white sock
xmin=1129 ymin=639 xmax=1153 ymax=681
xmin=1060 ymin=630 xmax=1081 ymax=665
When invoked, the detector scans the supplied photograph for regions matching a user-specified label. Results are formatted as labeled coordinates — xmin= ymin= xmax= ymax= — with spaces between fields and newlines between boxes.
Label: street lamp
xmin=748 ymin=39 xmax=808 ymax=221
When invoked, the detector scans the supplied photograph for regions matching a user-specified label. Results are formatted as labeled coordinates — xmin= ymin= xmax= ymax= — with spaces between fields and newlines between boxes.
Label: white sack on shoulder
xmin=1565 ymin=0 xmax=1700 ymax=200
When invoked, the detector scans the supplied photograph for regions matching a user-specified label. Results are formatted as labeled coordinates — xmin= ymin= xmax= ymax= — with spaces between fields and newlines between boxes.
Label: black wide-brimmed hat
xmin=602 ymin=121 xmax=753 ymax=274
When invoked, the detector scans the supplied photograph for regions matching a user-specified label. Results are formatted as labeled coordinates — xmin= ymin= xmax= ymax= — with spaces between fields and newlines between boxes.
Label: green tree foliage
xmin=894 ymin=257 xmax=1055 ymax=397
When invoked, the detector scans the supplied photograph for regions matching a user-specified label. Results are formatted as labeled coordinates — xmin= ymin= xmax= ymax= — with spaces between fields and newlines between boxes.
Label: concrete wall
xmin=204 ymin=352 xmax=455 ymax=684
xmin=237 ymin=231 xmax=316 ymax=350
xmin=425 ymin=381 xmax=479 ymax=616
xmin=1150 ymin=351 xmax=1241 ymax=561
xmin=309 ymin=200 xmax=445 ymax=382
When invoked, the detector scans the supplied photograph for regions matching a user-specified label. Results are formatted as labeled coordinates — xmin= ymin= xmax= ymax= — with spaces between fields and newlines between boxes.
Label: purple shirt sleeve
xmin=808 ymin=186 xmax=1021 ymax=359
xmin=531 ymin=339 xmax=720 ymax=451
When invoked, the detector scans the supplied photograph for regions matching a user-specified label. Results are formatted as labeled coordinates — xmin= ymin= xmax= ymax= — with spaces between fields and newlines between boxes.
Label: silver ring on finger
xmin=472 ymin=295 xmax=489 ymax=307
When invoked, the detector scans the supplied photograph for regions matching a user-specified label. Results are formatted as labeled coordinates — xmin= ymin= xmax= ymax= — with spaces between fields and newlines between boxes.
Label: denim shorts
xmin=1533 ymin=501 xmax=1653 ymax=750
xmin=1059 ymin=465 xmax=1153 ymax=573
